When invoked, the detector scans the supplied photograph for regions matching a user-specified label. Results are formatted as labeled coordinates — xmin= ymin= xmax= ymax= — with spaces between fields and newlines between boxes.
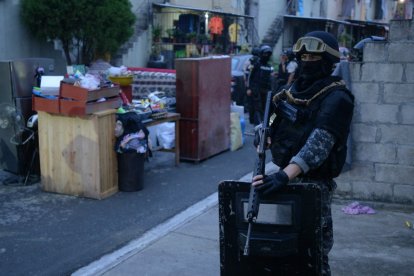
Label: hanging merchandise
xmin=178 ymin=14 xmax=199 ymax=34
xmin=208 ymin=16 xmax=223 ymax=35
xmin=228 ymin=22 xmax=241 ymax=43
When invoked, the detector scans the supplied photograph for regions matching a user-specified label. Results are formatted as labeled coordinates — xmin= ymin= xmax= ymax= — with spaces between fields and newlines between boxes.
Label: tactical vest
xmin=270 ymin=78 xmax=353 ymax=179
xmin=250 ymin=63 xmax=273 ymax=90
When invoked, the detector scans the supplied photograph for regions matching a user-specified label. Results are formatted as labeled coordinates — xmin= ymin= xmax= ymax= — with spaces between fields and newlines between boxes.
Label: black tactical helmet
xmin=283 ymin=49 xmax=296 ymax=61
xmin=251 ymin=47 xmax=260 ymax=56
xmin=259 ymin=45 xmax=272 ymax=57
xmin=293 ymin=31 xmax=340 ymax=64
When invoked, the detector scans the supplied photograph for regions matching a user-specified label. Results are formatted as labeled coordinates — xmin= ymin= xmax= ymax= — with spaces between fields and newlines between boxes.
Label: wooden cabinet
xmin=37 ymin=110 xmax=118 ymax=199
xmin=175 ymin=56 xmax=231 ymax=161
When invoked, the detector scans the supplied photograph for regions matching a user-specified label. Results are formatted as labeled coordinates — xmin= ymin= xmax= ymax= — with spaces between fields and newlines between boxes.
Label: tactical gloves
xmin=256 ymin=170 xmax=289 ymax=195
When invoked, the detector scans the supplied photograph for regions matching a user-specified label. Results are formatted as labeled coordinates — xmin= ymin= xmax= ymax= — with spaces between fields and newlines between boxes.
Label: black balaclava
xmin=298 ymin=59 xmax=332 ymax=81
xmin=294 ymin=31 xmax=340 ymax=91
xmin=296 ymin=59 xmax=333 ymax=91
xmin=260 ymin=53 xmax=271 ymax=64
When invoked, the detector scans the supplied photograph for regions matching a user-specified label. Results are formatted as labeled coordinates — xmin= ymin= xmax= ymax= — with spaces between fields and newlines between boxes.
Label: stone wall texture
xmin=336 ymin=18 xmax=414 ymax=204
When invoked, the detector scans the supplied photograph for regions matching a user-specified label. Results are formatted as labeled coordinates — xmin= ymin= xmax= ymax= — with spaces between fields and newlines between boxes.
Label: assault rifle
xmin=243 ymin=91 xmax=273 ymax=256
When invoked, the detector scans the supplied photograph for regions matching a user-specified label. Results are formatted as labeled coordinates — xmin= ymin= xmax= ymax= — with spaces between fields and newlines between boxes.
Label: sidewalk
xmin=73 ymin=165 xmax=414 ymax=276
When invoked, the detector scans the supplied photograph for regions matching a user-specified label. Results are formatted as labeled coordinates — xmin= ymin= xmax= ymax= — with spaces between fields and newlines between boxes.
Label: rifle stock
xmin=243 ymin=91 xmax=273 ymax=256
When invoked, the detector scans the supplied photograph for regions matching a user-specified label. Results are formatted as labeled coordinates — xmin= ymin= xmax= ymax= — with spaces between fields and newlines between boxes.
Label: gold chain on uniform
xmin=273 ymin=80 xmax=345 ymax=106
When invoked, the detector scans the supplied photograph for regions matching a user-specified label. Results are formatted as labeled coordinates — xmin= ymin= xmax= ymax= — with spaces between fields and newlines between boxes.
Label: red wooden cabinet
xmin=175 ymin=56 xmax=231 ymax=161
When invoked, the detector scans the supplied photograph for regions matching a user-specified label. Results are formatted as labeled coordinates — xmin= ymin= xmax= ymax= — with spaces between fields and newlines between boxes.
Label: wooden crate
xmin=59 ymin=82 xmax=121 ymax=116
xmin=32 ymin=95 xmax=60 ymax=114
xmin=60 ymin=96 xmax=121 ymax=116
xmin=38 ymin=110 xmax=118 ymax=199
xmin=60 ymin=82 xmax=120 ymax=101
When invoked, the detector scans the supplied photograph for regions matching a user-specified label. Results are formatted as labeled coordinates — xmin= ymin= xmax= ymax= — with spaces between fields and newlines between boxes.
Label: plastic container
xmin=117 ymin=152 xmax=145 ymax=192
xmin=240 ymin=116 xmax=246 ymax=144
xmin=108 ymin=75 xmax=133 ymax=86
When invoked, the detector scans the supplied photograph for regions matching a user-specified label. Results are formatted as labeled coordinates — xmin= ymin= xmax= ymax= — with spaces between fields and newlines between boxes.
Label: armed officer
xmin=245 ymin=47 xmax=260 ymax=125
xmin=246 ymin=45 xmax=274 ymax=125
xmin=252 ymin=31 xmax=355 ymax=276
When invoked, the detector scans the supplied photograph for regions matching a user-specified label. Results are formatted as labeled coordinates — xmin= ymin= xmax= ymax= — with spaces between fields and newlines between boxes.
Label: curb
xmin=71 ymin=162 xmax=278 ymax=276
xmin=72 ymin=192 xmax=218 ymax=276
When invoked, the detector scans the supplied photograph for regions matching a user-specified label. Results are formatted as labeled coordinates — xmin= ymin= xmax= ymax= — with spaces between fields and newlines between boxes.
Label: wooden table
xmin=145 ymin=112 xmax=180 ymax=166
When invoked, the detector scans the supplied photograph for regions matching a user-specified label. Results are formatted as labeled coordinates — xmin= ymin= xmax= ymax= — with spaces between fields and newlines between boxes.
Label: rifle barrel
xmin=243 ymin=223 xmax=252 ymax=256
xmin=243 ymin=91 xmax=273 ymax=257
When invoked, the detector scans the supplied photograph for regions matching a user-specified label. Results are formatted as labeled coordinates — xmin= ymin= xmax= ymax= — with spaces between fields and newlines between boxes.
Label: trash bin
xmin=117 ymin=152 xmax=145 ymax=192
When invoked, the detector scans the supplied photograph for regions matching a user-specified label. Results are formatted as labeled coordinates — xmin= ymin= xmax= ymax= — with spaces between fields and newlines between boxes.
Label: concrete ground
xmin=74 ymin=171 xmax=414 ymax=276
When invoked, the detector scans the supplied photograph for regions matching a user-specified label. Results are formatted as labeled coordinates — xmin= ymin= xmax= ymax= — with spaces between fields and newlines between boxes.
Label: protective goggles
xmin=292 ymin=37 xmax=340 ymax=59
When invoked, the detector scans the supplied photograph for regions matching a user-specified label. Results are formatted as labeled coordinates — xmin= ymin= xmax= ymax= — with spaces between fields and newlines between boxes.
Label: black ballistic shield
xmin=218 ymin=180 xmax=322 ymax=275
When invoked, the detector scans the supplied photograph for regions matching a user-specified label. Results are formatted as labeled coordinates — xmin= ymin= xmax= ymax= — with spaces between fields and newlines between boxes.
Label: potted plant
xmin=152 ymin=25 xmax=162 ymax=42
xmin=165 ymin=28 xmax=175 ymax=42
xmin=173 ymin=29 xmax=185 ymax=43
xmin=197 ymin=34 xmax=210 ymax=45
xmin=186 ymin=32 xmax=197 ymax=44
xmin=150 ymin=44 xmax=160 ymax=61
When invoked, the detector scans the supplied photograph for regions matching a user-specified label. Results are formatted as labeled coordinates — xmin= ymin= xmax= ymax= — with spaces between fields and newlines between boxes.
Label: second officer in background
xmin=246 ymin=45 xmax=274 ymax=125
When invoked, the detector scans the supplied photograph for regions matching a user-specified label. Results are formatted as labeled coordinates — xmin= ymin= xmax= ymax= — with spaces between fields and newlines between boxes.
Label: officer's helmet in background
xmin=284 ymin=49 xmax=296 ymax=62
xmin=251 ymin=47 xmax=260 ymax=57
xmin=259 ymin=45 xmax=272 ymax=62
xmin=259 ymin=45 xmax=272 ymax=58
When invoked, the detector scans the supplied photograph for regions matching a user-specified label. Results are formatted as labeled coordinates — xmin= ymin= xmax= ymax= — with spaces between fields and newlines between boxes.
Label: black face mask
xmin=295 ymin=59 xmax=333 ymax=91
xmin=298 ymin=60 xmax=326 ymax=80
xmin=260 ymin=56 xmax=270 ymax=63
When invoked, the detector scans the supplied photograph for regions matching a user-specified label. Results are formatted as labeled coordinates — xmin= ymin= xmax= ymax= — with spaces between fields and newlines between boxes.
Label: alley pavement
xmin=74 ymin=163 xmax=414 ymax=276
xmin=2 ymin=116 xmax=413 ymax=276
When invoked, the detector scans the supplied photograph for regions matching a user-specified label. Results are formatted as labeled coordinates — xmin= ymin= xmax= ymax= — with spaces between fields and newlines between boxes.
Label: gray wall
xmin=336 ymin=18 xmax=414 ymax=204
xmin=0 ymin=1 xmax=66 ymax=74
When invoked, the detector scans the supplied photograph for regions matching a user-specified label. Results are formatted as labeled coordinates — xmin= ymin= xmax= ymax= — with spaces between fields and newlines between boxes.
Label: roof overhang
xmin=153 ymin=3 xmax=254 ymax=19
xmin=345 ymin=19 xmax=389 ymax=30
xmin=283 ymin=15 xmax=351 ymax=25
xmin=283 ymin=15 xmax=389 ymax=30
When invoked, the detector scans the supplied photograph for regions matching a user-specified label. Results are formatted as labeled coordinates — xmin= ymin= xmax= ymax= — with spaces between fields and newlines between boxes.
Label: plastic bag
xmin=156 ymin=122 xmax=175 ymax=150
xmin=230 ymin=112 xmax=243 ymax=151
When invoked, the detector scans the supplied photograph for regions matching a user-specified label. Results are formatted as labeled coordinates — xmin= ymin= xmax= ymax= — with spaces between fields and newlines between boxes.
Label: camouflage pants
xmin=294 ymin=178 xmax=336 ymax=276
xmin=320 ymin=180 xmax=336 ymax=276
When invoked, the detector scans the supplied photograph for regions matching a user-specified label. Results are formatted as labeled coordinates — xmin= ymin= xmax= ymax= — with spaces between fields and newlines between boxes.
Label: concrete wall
xmin=169 ymin=0 xmax=243 ymax=14
xmin=0 ymin=1 xmax=66 ymax=73
xmin=256 ymin=0 xmax=284 ymax=40
xmin=336 ymin=18 xmax=414 ymax=204
xmin=121 ymin=31 xmax=150 ymax=67
xmin=326 ymin=0 xmax=342 ymax=19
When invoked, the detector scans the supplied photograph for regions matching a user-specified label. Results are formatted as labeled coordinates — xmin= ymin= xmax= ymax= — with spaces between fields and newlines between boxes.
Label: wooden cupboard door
xmin=175 ymin=60 xmax=199 ymax=119
xmin=176 ymin=57 xmax=231 ymax=161
xmin=179 ymin=118 xmax=199 ymax=160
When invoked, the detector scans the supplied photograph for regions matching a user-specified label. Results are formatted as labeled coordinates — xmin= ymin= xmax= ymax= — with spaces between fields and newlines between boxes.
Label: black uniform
xmin=256 ymin=31 xmax=354 ymax=276
xmin=246 ymin=45 xmax=274 ymax=125
xmin=245 ymin=51 xmax=260 ymax=124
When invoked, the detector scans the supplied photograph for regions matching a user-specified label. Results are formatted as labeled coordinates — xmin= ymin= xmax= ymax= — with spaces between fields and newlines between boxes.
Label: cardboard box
xmin=32 ymin=95 xmax=60 ymax=114
xmin=60 ymin=96 xmax=121 ymax=116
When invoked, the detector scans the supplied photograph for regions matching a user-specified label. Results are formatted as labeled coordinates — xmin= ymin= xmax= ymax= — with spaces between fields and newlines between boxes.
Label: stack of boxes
xmin=33 ymin=82 xmax=121 ymax=116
